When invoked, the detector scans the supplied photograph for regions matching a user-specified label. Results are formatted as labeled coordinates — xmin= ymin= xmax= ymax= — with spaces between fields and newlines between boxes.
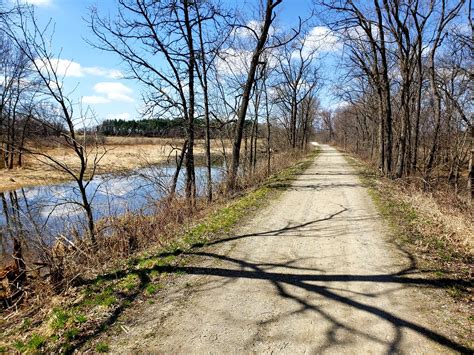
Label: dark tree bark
xmin=227 ymin=0 xmax=282 ymax=190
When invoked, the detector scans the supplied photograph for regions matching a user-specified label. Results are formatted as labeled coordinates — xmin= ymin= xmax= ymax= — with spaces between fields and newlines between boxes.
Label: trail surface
xmin=109 ymin=144 xmax=466 ymax=354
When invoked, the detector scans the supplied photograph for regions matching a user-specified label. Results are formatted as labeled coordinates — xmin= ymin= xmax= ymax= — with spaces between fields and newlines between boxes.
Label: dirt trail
xmin=108 ymin=144 xmax=467 ymax=354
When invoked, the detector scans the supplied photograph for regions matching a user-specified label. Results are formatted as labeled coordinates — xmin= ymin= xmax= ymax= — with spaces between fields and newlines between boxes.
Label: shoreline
xmin=0 ymin=152 xmax=226 ymax=194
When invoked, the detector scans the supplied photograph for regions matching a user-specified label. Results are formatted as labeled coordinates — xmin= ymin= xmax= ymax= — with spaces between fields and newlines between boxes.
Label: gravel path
xmin=109 ymin=144 xmax=466 ymax=354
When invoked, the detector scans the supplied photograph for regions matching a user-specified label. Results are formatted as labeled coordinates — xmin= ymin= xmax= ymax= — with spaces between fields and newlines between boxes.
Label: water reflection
xmin=0 ymin=165 xmax=224 ymax=246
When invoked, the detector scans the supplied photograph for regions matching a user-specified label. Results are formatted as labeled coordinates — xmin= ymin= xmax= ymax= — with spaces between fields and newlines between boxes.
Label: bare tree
xmin=424 ymin=0 xmax=465 ymax=184
xmin=5 ymin=8 xmax=105 ymax=247
xmin=90 ymin=0 xmax=203 ymax=205
xmin=274 ymin=30 xmax=321 ymax=150
xmin=193 ymin=1 xmax=231 ymax=202
xmin=322 ymin=0 xmax=394 ymax=176
xmin=0 ymin=34 xmax=37 ymax=170
xmin=323 ymin=0 xmax=470 ymax=202
xmin=227 ymin=0 xmax=283 ymax=190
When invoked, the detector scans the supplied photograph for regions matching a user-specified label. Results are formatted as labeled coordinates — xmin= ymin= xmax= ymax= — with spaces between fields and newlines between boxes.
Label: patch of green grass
xmin=95 ymin=342 xmax=109 ymax=353
xmin=13 ymin=341 xmax=26 ymax=353
xmin=83 ymin=287 xmax=117 ymax=307
xmin=116 ymin=273 xmax=140 ymax=292
xmin=447 ymin=285 xmax=464 ymax=299
xmin=145 ymin=283 xmax=161 ymax=295
xmin=0 ymin=346 xmax=6 ymax=353
xmin=97 ymin=293 xmax=117 ymax=307
xmin=27 ymin=334 xmax=46 ymax=350
xmin=137 ymin=255 xmax=175 ymax=269
xmin=74 ymin=314 xmax=87 ymax=324
xmin=50 ymin=309 xmax=69 ymax=330
xmin=64 ymin=328 xmax=79 ymax=341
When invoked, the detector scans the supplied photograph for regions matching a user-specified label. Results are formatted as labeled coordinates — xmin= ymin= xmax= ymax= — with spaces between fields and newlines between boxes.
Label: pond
xmin=0 ymin=165 xmax=225 ymax=245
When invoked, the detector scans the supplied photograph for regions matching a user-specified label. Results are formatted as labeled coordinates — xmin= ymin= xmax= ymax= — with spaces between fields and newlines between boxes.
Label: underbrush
xmin=346 ymin=155 xmax=473 ymax=298
xmin=0 ymin=149 xmax=318 ymax=353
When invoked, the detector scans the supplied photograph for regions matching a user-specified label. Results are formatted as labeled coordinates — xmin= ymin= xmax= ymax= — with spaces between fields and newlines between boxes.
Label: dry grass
xmin=237 ymin=150 xmax=307 ymax=189
xmin=0 ymin=137 xmax=231 ymax=192
xmin=391 ymin=181 xmax=473 ymax=255
xmin=339 ymin=145 xmax=473 ymax=262
xmin=349 ymin=154 xmax=473 ymax=289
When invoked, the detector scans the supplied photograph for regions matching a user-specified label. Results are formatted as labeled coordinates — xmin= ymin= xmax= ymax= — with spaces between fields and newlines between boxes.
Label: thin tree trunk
xmin=194 ymin=3 xmax=213 ymax=203
xmin=425 ymin=56 xmax=442 ymax=182
xmin=228 ymin=0 xmax=281 ymax=190
xmin=469 ymin=123 xmax=473 ymax=204
xmin=375 ymin=0 xmax=393 ymax=176
xmin=183 ymin=1 xmax=196 ymax=205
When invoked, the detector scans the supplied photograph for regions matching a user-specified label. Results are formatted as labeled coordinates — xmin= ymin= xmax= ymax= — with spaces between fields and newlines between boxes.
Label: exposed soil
xmin=89 ymin=144 xmax=471 ymax=354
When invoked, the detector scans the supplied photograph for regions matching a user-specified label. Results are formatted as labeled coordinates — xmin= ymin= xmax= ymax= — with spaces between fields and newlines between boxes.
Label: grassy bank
xmin=0 ymin=149 xmax=319 ymax=354
xmin=347 ymin=156 xmax=472 ymax=281
xmin=344 ymin=153 xmax=472 ymax=347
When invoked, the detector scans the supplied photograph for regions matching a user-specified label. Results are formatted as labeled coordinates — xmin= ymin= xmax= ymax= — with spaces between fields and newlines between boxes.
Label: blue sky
xmin=19 ymin=0 xmax=340 ymax=123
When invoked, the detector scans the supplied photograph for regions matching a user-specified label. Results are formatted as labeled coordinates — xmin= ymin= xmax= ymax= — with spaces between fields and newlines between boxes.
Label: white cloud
xmin=93 ymin=82 xmax=134 ymax=103
xmin=21 ymin=0 xmax=52 ymax=7
xmin=34 ymin=58 xmax=123 ymax=79
xmin=55 ymin=59 xmax=83 ymax=77
xmin=303 ymin=26 xmax=342 ymax=54
xmin=106 ymin=112 xmax=132 ymax=121
xmin=83 ymin=82 xmax=134 ymax=105
xmin=216 ymin=48 xmax=252 ymax=76
xmin=82 ymin=67 xmax=124 ymax=79
xmin=82 ymin=95 xmax=111 ymax=105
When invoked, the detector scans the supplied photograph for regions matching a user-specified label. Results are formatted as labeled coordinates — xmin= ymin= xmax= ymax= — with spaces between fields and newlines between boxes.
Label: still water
xmin=0 ymin=165 xmax=225 ymax=237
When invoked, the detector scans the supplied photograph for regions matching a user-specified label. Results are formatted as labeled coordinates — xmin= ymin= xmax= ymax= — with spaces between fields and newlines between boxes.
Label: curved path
xmin=109 ymin=144 xmax=465 ymax=354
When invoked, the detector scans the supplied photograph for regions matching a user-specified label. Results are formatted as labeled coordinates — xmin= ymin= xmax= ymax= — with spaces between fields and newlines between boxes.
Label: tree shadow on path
xmin=74 ymin=210 xmax=472 ymax=354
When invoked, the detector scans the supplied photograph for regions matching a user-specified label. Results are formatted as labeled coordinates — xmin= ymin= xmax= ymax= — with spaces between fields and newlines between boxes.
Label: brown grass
xmin=391 ymin=181 xmax=473 ymax=255
xmin=0 ymin=137 xmax=231 ymax=192
xmin=349 ymin=154 xmax=473 ymax=292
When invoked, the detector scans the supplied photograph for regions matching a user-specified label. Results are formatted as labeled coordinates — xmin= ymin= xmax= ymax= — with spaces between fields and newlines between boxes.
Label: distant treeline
xmin=99 ymin=118 xmax=198 ymax=137
xmin=98 ymin=118 xmax=258 ymax=138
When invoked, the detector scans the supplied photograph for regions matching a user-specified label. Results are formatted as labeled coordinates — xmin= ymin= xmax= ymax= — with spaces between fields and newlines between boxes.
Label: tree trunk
xmin=170 ymin=140 xmax=188 ymax=196
xmin=374 ymin=0 xmax=393 ymax=176
xmin=183 ymin=1 xmax=196 ymax=205
xmin=194 ymin=2 xmax=213 ymax=203
xmin=228 ymin=0 xmax=281 ymax=190
xmin=469 ymin=122 xmax=473 ymax=204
